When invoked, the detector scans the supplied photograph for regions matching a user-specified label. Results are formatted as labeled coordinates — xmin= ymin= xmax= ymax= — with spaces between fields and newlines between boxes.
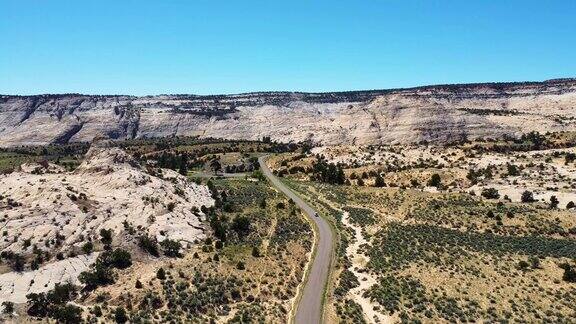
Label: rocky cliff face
xmin=0 ymin=145 xmax=214 ymax=258
xmin=0 ymin=144 xmax=214 ymax=303
xmin=1 ymin=79 xmax=576 ymax=147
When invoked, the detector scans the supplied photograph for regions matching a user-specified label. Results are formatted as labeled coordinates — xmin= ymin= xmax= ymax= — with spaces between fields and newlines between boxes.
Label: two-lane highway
xmin=258 ymin=156 xmax=334 ymax=324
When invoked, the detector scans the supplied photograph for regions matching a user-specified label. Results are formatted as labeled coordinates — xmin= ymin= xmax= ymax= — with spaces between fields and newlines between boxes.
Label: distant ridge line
xmin=2 ymin=78 xmax=575 ymax=99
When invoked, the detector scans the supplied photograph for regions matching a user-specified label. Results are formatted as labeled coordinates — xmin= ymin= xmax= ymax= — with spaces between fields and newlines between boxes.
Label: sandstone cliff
xmin=1 ymin=79 xmax=575 ymax=147
xmin=0 ymin=145 xmax=214 ymax=303
xmin=0 ymin=145 xmax=214 ymax=258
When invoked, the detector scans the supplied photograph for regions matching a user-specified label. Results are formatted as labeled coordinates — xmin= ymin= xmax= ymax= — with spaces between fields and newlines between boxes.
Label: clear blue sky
xmin=1 ymin=0 xmax=575 ymax=95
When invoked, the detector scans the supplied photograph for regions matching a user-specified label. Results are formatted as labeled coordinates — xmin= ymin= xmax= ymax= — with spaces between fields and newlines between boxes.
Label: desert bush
xmin=521 ymin=191 xmax=535 ymax=203
xmin=560 ymin=264 xmax=576 ymax=283
xmin=78 ymin=262 xmax=115 ymax=290
xmin=93 ymin=248 xmax=132 ymax=269
xmin=343 ymin=206 xmax=375 ymax=226
xmin=2 ymin=301 xmax=14 ymax=315
xmin=82 ymin=241 xmax=94 ymax=254
xmin=231 ymin=216 xmax=251 ymax=235
xmin=3 ymin=252 xmax=25 ymax=272
xmin=310 ymin=158 xmax=345 ymax=184
xmin=481 ymin=188 xmax=500 ymax=199
xmin=99 ymin=228 xmax=113 ymax=246
xmin=507 ymin=163 xmax=520 ymax=176
xmin=334 ymin=269 xmax=360 ymax=297
xmin=51 ymin=304 xmax=82 ymax=323
xmin=374 ymin=175 xmax=386 ymax=187
xmin=167 ymin=201 xmax=176 ymax=212
xmin=138 ymin=235 xmax=160 ymax=257
xmin=26 ymin=283 xmax=78 ymax=320
xmin=78 ymin=249 xmax=131 ymax=290
xmin=114 ymin=306 xmax=129 ymax=323
xmin=549 ymin=196 xmax=559 ymax=209
xmin=428 ymin=174 xmax=441 ymax=188
xmin=161 ymin=239 xmax=182 ymax=258
xmin=156 ymin=267 xmax=166 ymax=280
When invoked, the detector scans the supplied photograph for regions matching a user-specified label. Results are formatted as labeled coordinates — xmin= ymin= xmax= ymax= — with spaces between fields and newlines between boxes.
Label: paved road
xmin=258 ymin=156 xmax=334 ymax=324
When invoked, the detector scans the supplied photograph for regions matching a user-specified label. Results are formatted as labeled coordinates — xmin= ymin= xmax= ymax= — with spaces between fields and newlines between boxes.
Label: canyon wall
xmin=1 ymin=79 xmax=576 ymax=147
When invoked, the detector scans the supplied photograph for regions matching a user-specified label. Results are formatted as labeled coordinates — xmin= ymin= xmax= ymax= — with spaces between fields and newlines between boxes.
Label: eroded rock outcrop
xmin=0 ymin=145 xmax=214 ymax=272
xmin=0 ymin=254 xmax=98 ymax=303
xmin=1 ymin=79 xmax=576 ymax=146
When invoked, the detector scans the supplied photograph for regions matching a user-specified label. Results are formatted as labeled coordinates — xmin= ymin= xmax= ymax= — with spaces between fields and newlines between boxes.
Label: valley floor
xmin=2 ymin=132 xmax=576 ymax=323
xmin=271 ymin=133 xmax=576 ymax=323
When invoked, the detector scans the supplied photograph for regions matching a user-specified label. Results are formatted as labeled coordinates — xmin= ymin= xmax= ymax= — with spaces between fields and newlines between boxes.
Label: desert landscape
xmin=3 ymin=1 xmax=575 ymax=322
xmin=268 ymin=131 xmax=576 ymax=323
xmin=1 ymin=82 xmax=576 ymax=323
xmin=0 ymin=137 xmax=312 ymax=322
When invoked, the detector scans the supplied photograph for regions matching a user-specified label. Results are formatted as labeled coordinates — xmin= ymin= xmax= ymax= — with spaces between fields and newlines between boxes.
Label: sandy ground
xmin=341 ymin=211 xmax=391 ymax=324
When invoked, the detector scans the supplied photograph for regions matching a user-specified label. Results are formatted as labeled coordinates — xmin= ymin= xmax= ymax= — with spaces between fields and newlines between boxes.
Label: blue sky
xmin=1 ymin=0 xmax=575 ymax=95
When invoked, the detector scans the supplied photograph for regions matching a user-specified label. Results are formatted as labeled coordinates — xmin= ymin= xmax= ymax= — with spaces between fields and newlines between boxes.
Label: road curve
xmin=258 ymin=156 xmax=334 ymax=324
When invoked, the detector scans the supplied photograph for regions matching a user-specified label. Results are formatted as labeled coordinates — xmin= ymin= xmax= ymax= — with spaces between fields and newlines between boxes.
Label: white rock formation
xmin=0 ymin=144 xmax=214 ymax=258
xmin=0 ymin=254 xmax=98 ymax=303
xmin=1 ymin=79 xmax=576 ymax=147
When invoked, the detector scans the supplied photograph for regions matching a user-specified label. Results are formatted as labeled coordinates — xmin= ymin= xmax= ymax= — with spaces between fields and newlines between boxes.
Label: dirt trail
xmin=341 ymin=211 xmax=391 ymax=324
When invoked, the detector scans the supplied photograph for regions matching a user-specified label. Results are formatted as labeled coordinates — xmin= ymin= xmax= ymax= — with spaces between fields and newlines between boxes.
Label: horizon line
xmin=2 ymin=77 xmax=575 ymax=98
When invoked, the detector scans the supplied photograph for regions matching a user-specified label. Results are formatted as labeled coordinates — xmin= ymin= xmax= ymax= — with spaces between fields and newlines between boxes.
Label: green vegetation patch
xmin=342 ymin=206 xmax=376 ymax=226
xmin=369 ymin=223 xmax=576 ymax=271
xmin=335 ymin=299 xmax=367 ymax=324
xmin=408 ymin=193 xmax=571 ymax=237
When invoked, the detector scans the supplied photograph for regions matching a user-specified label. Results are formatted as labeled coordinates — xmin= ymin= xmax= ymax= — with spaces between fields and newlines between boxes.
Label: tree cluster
xmin=26 ymin=283 xmax=82 ymax=323
xmin=310 ymin=157 xmax=345 ymax=185
xmin=78 ymin=248 xmax=132 ymax=290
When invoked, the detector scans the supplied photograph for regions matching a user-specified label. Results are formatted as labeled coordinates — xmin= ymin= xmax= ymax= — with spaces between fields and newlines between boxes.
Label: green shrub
xmin=549 ymin=196 xmax=559 ymax=209
xmin=114 ymin=306 xmax=129 ymax=324
xmin=82 ymin=241 xmax=94 ymax=254
xmin=100 ymin=248 xmax=132 ymax=269
xmin=156 ymin=267 xmax=166 ymax=280
xmin=374 ymin=175 xmax=386 ymax=187
xmin=507 ymin=163 xmax=520 ymax=176
xmin=561 ymin=264 xmax=576 ymax=283
xmin=26 ymin=283 xmax=78 ymax=320
xmin=78 ymin=262 xmax=115 ymax=290
xmin=138 ymin=235 xmax=160 ymax=257
xmin=231 ymin=216 xmax=251 ymax=234
xmin=52 ymin=304 xmax=82 ymax=323
xmin=99 ymin=228 xmax=113 ymax=246
xmin=481 ymin=188 xmax=500 ymax=199
xmin=428 ymin=174 xmax=441 ymax=188
xmin=161 ymin=239 xmax=182 ymax=258
xmin=2 ymin=301 xmax=14 ymax=315
xmin=521 ymin=191 xmax=535 ymax=203
xmin=167 ymin=202 xmax=176 ymax=212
